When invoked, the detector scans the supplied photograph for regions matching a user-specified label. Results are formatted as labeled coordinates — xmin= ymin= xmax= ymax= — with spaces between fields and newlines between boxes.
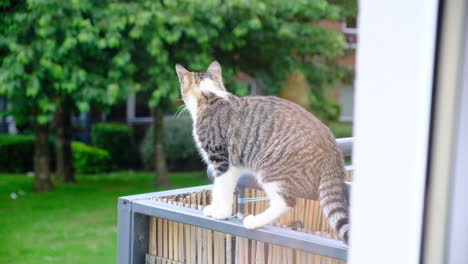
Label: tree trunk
xmin=56 ymin=103 xmax=75 ymax=182
xmin=152 ymin=106 xmax=168 ymax=187
xmin=33 ymin=122 xmax=53 ymax=192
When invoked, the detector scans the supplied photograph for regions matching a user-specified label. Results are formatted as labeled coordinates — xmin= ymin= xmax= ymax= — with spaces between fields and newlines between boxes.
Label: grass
xmin=0 ymin=171 xmax=210 ymax=264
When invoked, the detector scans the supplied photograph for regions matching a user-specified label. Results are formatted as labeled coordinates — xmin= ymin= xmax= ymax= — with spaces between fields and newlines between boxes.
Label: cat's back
xmin=235 ymin=95 xmax=333 ymax=139
xmin=225 ymin=95 xmax=339 ymax=169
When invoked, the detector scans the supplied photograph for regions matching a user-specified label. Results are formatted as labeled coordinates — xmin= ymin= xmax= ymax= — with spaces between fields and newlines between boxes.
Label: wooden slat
xmin=157 ymin=218 xmax=163 ymax=257
xmin=226 ymin=234 xmax=232 ymax=264
xmin=149 ymin=217 xmax=157 ymax=255
xmin=197 ymin=205 xmax=203 ymax=264
xmin=244 ymin=237 xmax=249 ymax=264
xmin=207 ymin=229 xmax=213 ymax=264
xmin=173 ymin=220 xmax=179 ymax=262
xmin=219 ymin=232 xmax=225 ymax=264
xmin=214 ymin=231 xmax=220 ymax=264
xmin=251 ymin=239 xmax=256 ymax=264
xmin=163 ymin=219 xmax=168 ymax=259
xmin=185 ymin=203 xmax=191 ymax=263
xmin=255 ymin=241 xmax=265 ymax=264
xmin=203 ymin=227 xmax=208 ymax=264
xmin=267 ymin=242 xmax=273 ymax=264
xmin=235 ymin=236 xmax=241 ymax=264
xmin=178 ymin=202 xmax=185 ymax=263
xmin=190 ymin=205 xmax=197 ymax=264
xmin=168 ymin=219 xmax=173 ymax=260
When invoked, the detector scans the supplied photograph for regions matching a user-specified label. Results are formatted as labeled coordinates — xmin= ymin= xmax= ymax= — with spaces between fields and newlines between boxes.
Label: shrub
xmin=91 ymin=123 xmax=135 ymax=169
xmin=140 ymin=116 xmax=204 ymax=171
xmin=0 ymin=134 xmax=55 ymax=173
xmin=71 ymin=141 xmax=110 ymax=173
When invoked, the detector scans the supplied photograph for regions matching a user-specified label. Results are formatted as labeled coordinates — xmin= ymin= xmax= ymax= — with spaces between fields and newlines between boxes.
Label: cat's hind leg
xmin=243 ymin=182 xmax=293 ymax=229
xmin=203 ymin=165 xmax=239 ymax=220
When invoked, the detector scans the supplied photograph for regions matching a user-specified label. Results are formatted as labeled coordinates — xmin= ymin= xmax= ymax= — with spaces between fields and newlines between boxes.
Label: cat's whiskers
xmin=175 ymin=105 xmax=189 ymax=119
xmin=174 ymin=105 xmax=183 ymax=116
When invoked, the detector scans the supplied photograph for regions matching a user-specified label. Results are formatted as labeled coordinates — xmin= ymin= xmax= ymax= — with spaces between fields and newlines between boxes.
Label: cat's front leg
xmin=204 ymin=165 xmax=238 ymax=220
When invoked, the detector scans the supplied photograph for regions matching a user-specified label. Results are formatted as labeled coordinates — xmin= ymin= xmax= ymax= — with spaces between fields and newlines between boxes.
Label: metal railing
xmin=117 ymin=137 xmax=353 ymax=264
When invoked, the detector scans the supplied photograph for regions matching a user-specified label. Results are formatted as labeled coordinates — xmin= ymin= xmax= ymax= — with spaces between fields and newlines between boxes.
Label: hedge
xmin=0 ymin=134 xmax=110 ymax=174
xmin=91 ymin=123 xmax=135 ymax=169
xmin=0 ymin=134 xmax=54 ymax=173
xmin=72 ymin=141 xmax=110 ymax=174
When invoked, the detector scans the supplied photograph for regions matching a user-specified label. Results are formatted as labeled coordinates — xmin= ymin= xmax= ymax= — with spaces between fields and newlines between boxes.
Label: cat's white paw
xmin=243 ymin=215 xmax=263 ymax=230
xmin=211 ymin=207 xmax=232 ymax=220
xmin=203 ymin=205 xmax=214 ymax=217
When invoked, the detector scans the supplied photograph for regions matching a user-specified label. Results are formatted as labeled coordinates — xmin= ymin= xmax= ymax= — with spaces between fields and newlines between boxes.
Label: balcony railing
xmin=117 ymin=137 xmax=353 ymax=264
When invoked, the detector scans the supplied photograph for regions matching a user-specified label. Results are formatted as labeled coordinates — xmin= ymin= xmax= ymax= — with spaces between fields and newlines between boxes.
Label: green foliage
xmin=91 ymin=123 xmax=135 ymax=169
xmin=106 ymin=0 xmax=346 ymax=117
xmin=329 ymin=0 xmax=358 ymax=22
xmin=309 ymin=92 xmax=342 ymax=121
xmin=212 ymin=0 xmax=346 ymax=120
xmin=0 ymin=134 xmax=55 ymax=172
xmin=0 ymin=0 xmax=123 ymax=125
xmin=1 ymin=0 xmax=349 ymax=121
xmin=71 ymin=141 xmax=110 ymax=174
xmin=0 ymin=0 xmax=351 ymax=189
xmin=140 ymin=116 xmax=203 ymax=171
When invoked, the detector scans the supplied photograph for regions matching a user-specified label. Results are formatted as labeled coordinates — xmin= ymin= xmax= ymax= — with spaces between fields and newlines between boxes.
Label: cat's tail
xmin=318 ymin=165 xmax=350 ymax=243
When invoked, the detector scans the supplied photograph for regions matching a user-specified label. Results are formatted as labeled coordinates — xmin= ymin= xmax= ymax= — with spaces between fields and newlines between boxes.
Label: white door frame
xmin=349 ymin=0 xmax=439 ymax=263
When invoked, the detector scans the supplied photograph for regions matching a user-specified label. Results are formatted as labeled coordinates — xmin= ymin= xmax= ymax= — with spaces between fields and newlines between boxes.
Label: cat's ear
xmin=207 ymin=61 xmax=222 ymax=77
xmin=175 ymin=64 xmax=189 ymax=83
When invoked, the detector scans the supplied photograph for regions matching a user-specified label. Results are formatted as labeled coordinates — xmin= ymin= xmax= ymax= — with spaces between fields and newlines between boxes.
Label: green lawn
xmin=0 ymin=171 xmax=210 ymax=264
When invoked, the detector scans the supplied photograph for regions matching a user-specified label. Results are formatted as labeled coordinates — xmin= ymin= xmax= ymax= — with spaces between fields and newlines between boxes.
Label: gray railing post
xmin=117 ymin=198 xmax=132 ymax=264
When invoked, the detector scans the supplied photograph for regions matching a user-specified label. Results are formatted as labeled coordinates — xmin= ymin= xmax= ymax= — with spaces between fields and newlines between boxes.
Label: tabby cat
xmin=175 ymin=61 xmax=350 ymax=243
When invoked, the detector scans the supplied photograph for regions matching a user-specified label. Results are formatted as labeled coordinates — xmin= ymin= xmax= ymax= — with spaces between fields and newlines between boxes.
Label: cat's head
xmin=175 ymin=61 xmax=229 ymax=118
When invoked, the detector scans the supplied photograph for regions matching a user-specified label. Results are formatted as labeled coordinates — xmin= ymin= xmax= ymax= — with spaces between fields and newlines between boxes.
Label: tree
xmin=0 ymin=0 xmax=121 ymax=190
xmin=106 ymin=0 xmax=345 ymax=185
xmin=105 ymin=0 xmax=214 ymax=186
xmin=209 ymin=0 xmax=347 ymax=120
xmin=329 ymin=0 xmax=358 ymax=25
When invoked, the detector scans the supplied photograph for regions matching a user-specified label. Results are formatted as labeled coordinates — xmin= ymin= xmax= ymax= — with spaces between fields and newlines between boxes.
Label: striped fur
xmin=175 ymin=61 xmax=350 ymax=243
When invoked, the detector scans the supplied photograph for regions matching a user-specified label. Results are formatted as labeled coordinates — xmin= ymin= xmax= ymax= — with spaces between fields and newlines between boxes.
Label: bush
xmin=0 ymin=134 xmax=55 ymax=173
xmin=91 ymin=123 xmax=135 ymax=169
xmin=140 ymin=116 xmax=204 ymax=171
xmin=72 ymin=141 xmax=110 ymax=173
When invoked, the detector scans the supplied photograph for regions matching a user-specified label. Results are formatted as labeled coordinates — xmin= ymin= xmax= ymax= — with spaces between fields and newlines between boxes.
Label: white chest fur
xmin=186 ymin=95 xmax=210 ymax=164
